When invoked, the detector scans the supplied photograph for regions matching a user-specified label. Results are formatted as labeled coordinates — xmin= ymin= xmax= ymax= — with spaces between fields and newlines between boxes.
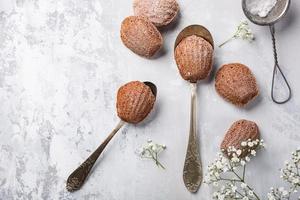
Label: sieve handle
xmin=269 ymin=25 xmax=292 ymax=104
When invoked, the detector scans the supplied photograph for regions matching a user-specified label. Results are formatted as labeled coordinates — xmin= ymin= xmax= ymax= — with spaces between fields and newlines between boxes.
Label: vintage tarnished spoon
xmin=174 ymin=25 xmax=214 ymax=193
xmin=66 ymin=81 xmax=157 ymax=192
xmin=242 ymin=0 xmax=292 ymax=104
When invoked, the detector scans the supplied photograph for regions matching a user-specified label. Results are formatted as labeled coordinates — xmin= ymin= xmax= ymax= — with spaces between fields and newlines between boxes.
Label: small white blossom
xmin=248 ymin=141 xmax=254 ymax=147
xmin=216 ymin=161 xmax=223 ymax=169
xmin=251 ymin=150 xmax=256 ymax=156
xmin=236 ymin=149 xmax=242 ymax=156
xmin=241 ymin=160 xmax=246 ymax=166
xmin=248 ymin=190 xmax=254 ymax=196
xmin=245 ymin=156 xmax=251 ymax=162
xmin=241 ymin=141 xmax=247 ymax=147
xmin=241 ymin=183 xmax=248 ymax=189
xmin=231 ymin=156 xmax=240 ymax=163
xmin=232 ymin=186 xmax=237 ymax=192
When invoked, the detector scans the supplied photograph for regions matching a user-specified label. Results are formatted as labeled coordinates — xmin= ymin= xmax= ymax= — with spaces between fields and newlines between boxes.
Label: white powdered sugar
xmin=246 ymin=0 xmax=278 ymax=18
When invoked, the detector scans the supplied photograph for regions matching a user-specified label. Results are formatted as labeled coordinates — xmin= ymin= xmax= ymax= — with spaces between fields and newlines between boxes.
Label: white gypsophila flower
xmin=232 ymin=186 xmax=237 ymax=192
xmin=205 ymin=139 xmax=265 ymax=200
xmin=248 ymin=190 xmax=254 ymax=196
xmin=216 ymin=161 xmax=223 ymax=169
xmin=252 ymin=140 xmax=258 ymax=146
xmin=241 ymin=160 xmax=246 ymax=166
xmin=139 ymin=140 xmax=166 ymax=169
xmin=231 ymin=156 xmax=240 ymax=163
xmin=235 ymin=21 xmax=254 ymax=40
xmin=251 ymin=150 xmax=256 ymax=156
xmin=219 ymin=20 xmax=255 ymax=47
xmin=241 ymin=141 xmax=247 ymax=147
xmin=245 ymin=156 xmax=251 ymax=162
xmin=268 ymin=149 xmax=300 ymax=200
xmin=248 ymin=141 xmax=254 ymax=147
xmin=241 ymin=183 xmax=248 ymax=189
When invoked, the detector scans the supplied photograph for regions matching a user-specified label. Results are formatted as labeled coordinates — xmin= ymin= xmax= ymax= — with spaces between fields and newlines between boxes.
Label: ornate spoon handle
xmin=66 ymin=120 xmax=125 ymax=192
xmin=183 ymin=83 xmax=202 ymax=193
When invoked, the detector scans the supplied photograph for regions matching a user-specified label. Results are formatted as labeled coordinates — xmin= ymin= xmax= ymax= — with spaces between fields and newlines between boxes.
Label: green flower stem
xmin=242 ymin=165 xmax=246 ymax=181
xmin=155 ymin=159 xmax=165 ymax=169
xmin=229 ymin=163 xmax=261 ymax=200
xmin=295 ymin=162 xmax=299 ymax=175
xmin=218 ymin=36 xmax=235 ymax=48
xmin=219 ymin=178 xmax=242 ymax=182
xmin=235 ymin=190 xmax=245 ymax=198
xmin=146 ymin=149 xmax=165 ymax=169
xmin=155 ymin=152 xmax=158 ymax=165
xmin=246 ymin=185 xmax=260 ymax=200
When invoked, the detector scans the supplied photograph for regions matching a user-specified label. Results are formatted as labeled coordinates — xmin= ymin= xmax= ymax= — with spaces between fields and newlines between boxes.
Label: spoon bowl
xmin=174 ymin=25 xmax=214 ymax=50
xmin=242 ymin=0 xmax=290 ymax=26
xmin=144 ymin=81 xmax=157 ymax=97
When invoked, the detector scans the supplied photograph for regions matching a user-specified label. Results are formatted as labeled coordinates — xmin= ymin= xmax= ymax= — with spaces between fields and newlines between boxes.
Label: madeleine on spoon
xmin=174 ymin=25 xmax=214 ymax=82
xmin=117 ymin=81 xmax=156 ymax=123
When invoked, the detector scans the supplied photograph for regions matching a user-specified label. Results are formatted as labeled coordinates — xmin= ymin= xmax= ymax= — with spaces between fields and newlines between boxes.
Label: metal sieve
xmin=242 ymin=0 xmax=292 ymax=104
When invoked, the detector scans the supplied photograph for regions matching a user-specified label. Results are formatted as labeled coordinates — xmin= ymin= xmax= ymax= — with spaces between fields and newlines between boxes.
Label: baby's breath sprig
xmin=219 ymin=20 xmax=255 ymax=48
xmin=267 ymin=149 xmax=300 ymax=200
xmin=140 ymin=140 xmax=166 ymax=169
xmin=205 ymin=139 xmax=265 ymax=200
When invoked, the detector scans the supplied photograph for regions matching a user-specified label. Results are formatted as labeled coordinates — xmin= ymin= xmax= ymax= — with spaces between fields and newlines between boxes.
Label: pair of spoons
xmin=65 ymin=26 xmax=213 ymax=193
xmin=67 ymin=0 xmax=291 ymax=192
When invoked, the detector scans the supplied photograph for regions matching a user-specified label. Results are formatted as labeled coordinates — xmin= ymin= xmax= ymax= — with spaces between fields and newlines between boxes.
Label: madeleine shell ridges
xmin=120 ymin=16 xmax=163 ymax=58
xmin=117 ymin=81 xmax=156 ymax=124
xmin=175 ymin=35 xmax=213 ymax=83
xmin=220 ymin=119 xmax=260 ymax=158
xmin=133 ymin=0 xmax=179 ymax=27
xmin=215 ymin=63 xmax=259 ymax=106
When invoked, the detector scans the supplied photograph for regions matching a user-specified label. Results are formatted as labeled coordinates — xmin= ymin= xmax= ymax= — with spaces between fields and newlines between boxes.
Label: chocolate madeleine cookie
xmin=117 ymin=81 xmax=156 ymax=124
xmin=215 ymin=63 xmax=259 ymax=106
xmin=120 ymin=16 xmax=163 ymax=58
xmin=133 ymin=0 xmax=179 ymax=27
xmin=221 ymin=119 xmax=260 ymax=158
xmin=175 ymin=35 xmax=213 ymax=83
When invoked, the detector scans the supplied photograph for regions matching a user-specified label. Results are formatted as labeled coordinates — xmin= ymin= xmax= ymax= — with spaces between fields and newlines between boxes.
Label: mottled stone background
xmin=0 ymin=0 xmax=299 ymax=199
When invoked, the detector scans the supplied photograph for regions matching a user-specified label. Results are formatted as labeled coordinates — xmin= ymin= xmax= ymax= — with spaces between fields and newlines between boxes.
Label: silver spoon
xmin=174 ymin=25 xmax=214 ymax=193
xmin=242 ymin=0 xmax=292 ymax=104
xmin=66 ymin=81 xmax=157 ymax=192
